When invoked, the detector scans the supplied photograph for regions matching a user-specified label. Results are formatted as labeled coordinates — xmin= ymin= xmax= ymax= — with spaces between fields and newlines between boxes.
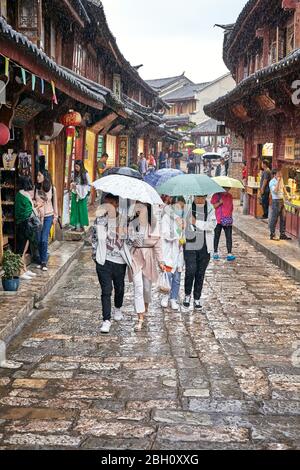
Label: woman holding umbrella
xmin=129 ymin=203 xmax=165 ymax=331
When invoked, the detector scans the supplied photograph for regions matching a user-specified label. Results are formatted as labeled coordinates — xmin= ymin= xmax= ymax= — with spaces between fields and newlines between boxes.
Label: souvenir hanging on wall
xmin=2 ymin=150 xmax=17 ymax=170
xmin=18 ymin=152 xmax=32 ymax=176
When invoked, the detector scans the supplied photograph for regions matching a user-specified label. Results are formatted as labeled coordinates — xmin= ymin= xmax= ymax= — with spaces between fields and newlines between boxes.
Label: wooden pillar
xmin=0 ymin=190 xmax=3 ymax=264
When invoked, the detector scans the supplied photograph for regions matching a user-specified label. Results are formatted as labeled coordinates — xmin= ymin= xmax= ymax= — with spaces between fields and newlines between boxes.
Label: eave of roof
xmin=204 ymin=48 xmax=300 ymax=120
xmin=0 ymin=16 xmax=106 ymax=107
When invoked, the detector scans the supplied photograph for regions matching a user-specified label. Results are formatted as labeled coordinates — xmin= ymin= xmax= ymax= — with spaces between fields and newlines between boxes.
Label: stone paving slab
xmin=233 ymin=206 xmax=300 ymax=281
xmin=0 ymin=241 xmax=84 ymax=343
xmin=0 ymin=234 xmax=300 ymax=449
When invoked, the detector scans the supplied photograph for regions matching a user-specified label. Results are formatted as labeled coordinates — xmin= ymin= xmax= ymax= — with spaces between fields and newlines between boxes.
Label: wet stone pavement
xmin=0 ymin=234 xmax=300 ymax=450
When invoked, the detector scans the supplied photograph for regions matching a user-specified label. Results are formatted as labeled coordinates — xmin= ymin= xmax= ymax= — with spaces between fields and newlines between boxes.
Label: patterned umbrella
xmin=144 ymin=169 xmax=184 ymax=189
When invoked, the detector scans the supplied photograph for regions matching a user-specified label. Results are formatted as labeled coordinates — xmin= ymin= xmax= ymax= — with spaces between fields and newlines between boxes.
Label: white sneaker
xmin=26 ymin=270 xmax=37 ymax=277
xmin=161 ymin=295 xmax=169 ymax=308
xmin=20 ymin=273 xmax=32 ymax=280
xmin=100 ymin=320 xmax=111 ymax=334
xmin=113 ymin=309 xmax=124 ymax=321
xmin=41 ymin=264 xmax=48 ymax=272
xmin=170 ymin=299 xmax=180 ymax=311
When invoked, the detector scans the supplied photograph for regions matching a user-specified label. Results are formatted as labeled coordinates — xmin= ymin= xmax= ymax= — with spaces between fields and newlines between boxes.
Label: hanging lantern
xmin=66 ymin=126 xmax=76 ymax=138
xmin=0 ymin=123 xmax=10 ymax=146
xmin=60 ymin=110 xmax=82 ymax=127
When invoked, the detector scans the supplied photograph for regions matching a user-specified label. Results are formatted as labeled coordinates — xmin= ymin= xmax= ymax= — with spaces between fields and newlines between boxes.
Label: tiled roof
xmin=0 ymin=17 xmax=106 ymax=106
xmin=191 ymin=118 xmax=219 ymax=134
xmin=204 ymin=48 xmax=300 ymax=121
xmin=163 ymin=82 xmax=210 ymax=102
xmin=146 ymin=74 xmax=189 ymax=90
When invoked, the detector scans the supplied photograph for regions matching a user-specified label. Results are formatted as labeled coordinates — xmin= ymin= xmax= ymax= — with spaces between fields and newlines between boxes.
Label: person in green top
xmin=15 ymin=176 xmax=40 ymax=280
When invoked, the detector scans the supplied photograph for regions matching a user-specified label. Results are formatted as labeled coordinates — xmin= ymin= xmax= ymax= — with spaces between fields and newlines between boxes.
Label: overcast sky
xmin=101 ymin=0 xmax=248 ymax=83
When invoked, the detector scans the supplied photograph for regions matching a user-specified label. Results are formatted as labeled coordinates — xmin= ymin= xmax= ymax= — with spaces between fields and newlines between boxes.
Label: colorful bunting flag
xmin=32 ymin=74 xmax=36 ymax=91
xmin=4 ymin=57 xmax=9 ymax=78
xmin=41 ymin=78 xmax=45 ymax=94
xmin=51 ymin=80 xmax=58 ymax=105
xmin=21 ymin=68 xmax=26 ymax=85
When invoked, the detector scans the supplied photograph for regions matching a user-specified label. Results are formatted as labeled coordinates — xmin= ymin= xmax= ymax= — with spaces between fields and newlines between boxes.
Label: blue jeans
xmin=167 ymin=270 xmax=181 ymax=300
xmin=38 ymin=216 xmax=53 ymax=264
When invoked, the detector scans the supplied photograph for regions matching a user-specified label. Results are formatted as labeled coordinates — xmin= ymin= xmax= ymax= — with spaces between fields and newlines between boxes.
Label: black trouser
xmin=214 ymin=224 xmax=233 ymax=254
xmin=184 ymin=248 xmax=210 ymax=300
xmin=96 ymin=261 xmax=127 ymax=321
xmin=269 ymin=200 xmax=286 ymax=237
xmin=261 ymin=191 xmax=270 ymax=218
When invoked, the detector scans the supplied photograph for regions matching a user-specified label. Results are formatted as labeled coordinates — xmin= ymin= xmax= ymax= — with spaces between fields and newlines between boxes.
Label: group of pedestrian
xmin=138 ymin=152 xmax=158 ymax=177
xmin=15 ymin=164 xmax=58 ymax=278
xmin=92 ymin=185 xmax=236 ymax=335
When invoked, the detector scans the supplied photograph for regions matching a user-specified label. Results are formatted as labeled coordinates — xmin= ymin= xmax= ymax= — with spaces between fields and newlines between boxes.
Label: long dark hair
xmin=74 ymin=160 xmax=88 ymax=185
xmin=18 ymin=175 xmax=33 ymax=192
xmin=36 ymin=169 xmax=52 ymax=193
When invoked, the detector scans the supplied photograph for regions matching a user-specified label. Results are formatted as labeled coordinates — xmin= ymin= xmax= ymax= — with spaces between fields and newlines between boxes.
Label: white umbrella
xmin=92 ymin=174 xmax=163 ymax=205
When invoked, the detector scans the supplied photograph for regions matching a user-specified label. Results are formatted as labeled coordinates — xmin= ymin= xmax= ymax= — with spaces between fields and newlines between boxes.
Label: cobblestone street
xmin=0 ymin=234 xmax=300 ymax=450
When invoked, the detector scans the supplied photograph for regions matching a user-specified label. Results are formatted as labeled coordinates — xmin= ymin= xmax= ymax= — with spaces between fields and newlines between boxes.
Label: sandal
xmin=134 ymin=319 xmax=144 ymax=332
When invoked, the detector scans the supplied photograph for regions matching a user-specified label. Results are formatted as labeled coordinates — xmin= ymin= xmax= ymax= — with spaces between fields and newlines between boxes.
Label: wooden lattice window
xmin=286 ymin=23 xmax=295 ymax=55
xmin=74 ymin=43 xmax=86 ymax=76
xmin=18 ymin=0 xmax=37 ymax=29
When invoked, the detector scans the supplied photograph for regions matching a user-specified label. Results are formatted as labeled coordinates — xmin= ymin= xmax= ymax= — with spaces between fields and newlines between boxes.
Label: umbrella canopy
xmin=203 ymin=152 xmax=222 ymax=160
xmin=213 ymin=176 xmax=244 ymax=189
xmin=192 ymin=148 xmax=206 ymax=156
xmin=144 ymin=169 xmax=183 ymax=189
xmin=157 ymin=174 xmax=225 ymax=197
xmin=184 ymin=142 xmax=195 ymax=148
xmin=92 ymin=175 xmax=163 ymax=205
xmin=103 ymin=166 xmax=143 ymax=180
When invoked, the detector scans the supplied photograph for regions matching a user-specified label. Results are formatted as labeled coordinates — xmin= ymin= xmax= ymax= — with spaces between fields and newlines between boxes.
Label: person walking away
xmin=174 ymin=154 xmax=181 ymax=171
xmin=138 ymin=153 xmax=148 ymax=177
xmin=216 ymin=158 xmax=227 ymax=177
xmin=159 ymin=151 xmax=167 ymax=169
xmin=187 ymin=157 xmax=196 ymax=174
xmin=183 ymin=196 xmax=217 ymax=311
xmin=161 ymin=197 xmax=185 ymax=310
xmin=15 ymin=176 xmax=40 ymax=280
xmin=70 ymin=160 xmax=90 ymax=231
xmin=269 ymin=169 xmax=291 ymax=241
xmin=34 ymin=169 xmax=58 ymax=271
xmin=97 ymin=153 xmax=109 ymax=179
xmin=211 ymin=188 xmax=236 ymax=261
xmin=129 ymin=203 xmax=164 ymax=331
xmin=259 ymin=160 xmax=272 ymax=219
xmin=241 ymin=161 xmax=248 ymax=206
xmin=92 ymin=194 xmax=133 ymax=334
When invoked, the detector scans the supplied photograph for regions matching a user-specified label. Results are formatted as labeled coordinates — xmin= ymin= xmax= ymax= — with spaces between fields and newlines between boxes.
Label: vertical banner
xmin=118 ymin=136 xmax=128 ymax=167
xmin=51 ymin=80 xmax=58 ymax=104
xmin=32 ymin=74 xmax=36 ymax=91
xmin=21 ymin=68 xmax=26 ymax=85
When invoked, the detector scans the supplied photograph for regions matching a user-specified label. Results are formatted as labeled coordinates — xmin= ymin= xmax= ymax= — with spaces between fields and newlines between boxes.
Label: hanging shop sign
xmin=60 ymin=110 xmax=82 ymax=127
xmin=97 ymin=135 xmax=104 ymax=160
xmin=231 ymin=149 xmax=244 ymax=163
xmin=262 ymin=142 xmax=274 ymax=157
xmin=285 ymin=138 xmax=295 ymax=160
xmin=118 ymin=136 xmax=128 ymax=167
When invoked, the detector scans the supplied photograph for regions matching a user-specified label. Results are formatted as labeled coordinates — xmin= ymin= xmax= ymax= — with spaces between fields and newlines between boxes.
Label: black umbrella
xmin=103 ymin=167 xmax=143 ymax=180
xmin=203 ymin=152 xmax=222 ymax=160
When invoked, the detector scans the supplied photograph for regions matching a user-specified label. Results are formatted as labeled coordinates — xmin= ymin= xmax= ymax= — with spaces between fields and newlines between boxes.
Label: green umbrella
xmin=213 ymin=176 xmax=244 ymax=189
xmin=157 ymin=174 xmax=225 ymax=197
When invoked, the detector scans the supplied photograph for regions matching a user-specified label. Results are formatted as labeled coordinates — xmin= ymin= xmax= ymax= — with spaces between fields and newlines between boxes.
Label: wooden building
xmin=205 ymin=0 xmax=300 ymax=239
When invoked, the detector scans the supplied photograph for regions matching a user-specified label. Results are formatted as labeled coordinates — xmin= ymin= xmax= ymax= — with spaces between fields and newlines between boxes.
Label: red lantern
xmin=60 ymin=110 xmax=82 ymax=127
xmin=0 ymin=123 xmax=10 ymax=146
xmin=66 ymin=126 xmax=76 ymax=138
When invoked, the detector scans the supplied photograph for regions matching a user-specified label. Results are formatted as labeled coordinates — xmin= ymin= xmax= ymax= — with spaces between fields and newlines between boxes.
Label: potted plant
xmin=1 ymin=249 xmax=23 ymax=292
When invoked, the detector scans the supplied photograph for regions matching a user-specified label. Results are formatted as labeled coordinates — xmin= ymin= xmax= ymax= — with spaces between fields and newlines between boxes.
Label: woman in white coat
xmin=160 ymin=197 xmax=185 ymax=311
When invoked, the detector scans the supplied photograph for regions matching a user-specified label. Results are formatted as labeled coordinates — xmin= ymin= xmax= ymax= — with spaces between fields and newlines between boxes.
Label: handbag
xmin=219 ymin=194 xmax=233 ymax=227
xmin=27 ymin=211 xmax=42 ymax=231
xmin=158 ymin=271 xmax=171 ymax=294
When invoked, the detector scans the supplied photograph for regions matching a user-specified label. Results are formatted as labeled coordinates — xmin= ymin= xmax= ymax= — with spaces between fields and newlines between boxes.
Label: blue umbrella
xmin=144 ymin=169 xmax=183 ymax=189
